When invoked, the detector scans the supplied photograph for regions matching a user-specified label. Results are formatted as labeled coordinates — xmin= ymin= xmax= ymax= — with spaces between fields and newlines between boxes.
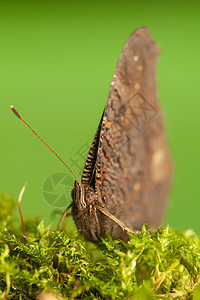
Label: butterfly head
xmin=71 ymin=180 xmax=96 ymax=210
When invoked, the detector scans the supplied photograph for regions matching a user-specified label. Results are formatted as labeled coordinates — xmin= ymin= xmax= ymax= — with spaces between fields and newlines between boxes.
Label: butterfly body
xmin=71 ymin=181 xmax=129 ymax=241
xmin=71 ymin=27 xmax=173 ymax=242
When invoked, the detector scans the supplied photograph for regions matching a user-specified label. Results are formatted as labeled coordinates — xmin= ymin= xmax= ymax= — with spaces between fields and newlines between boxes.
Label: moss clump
xmin=0 ymin=193 xmax=200 ymax=299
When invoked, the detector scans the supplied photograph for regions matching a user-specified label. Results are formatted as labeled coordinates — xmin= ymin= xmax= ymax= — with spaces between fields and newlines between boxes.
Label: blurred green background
xmin=1 ymin=1 xmax=200 ymax=233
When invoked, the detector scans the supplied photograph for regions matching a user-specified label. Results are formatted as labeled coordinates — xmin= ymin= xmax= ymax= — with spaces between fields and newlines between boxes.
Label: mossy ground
xmin=0 ymin=193 xmax=200 ymax=300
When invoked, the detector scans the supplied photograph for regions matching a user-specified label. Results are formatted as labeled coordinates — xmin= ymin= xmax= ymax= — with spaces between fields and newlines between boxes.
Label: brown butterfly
xmin=69 ymin=27 xmax=173 ymax=241
xmin=10 ymin=27 xmax=173 ymax=242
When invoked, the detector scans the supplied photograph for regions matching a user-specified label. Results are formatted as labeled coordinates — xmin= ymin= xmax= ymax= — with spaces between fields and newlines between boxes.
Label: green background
xmin=1 ymin=1 xmax=200 ymax=233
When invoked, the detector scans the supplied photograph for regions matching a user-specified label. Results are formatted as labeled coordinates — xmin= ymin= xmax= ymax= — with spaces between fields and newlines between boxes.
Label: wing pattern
xmin=94 ymin=27 xmax=173 ymax=235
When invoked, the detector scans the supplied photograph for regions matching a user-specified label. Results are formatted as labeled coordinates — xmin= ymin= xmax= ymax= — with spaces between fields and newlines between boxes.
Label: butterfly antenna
xmin=10 ymin=105 xmax=81 ymax=183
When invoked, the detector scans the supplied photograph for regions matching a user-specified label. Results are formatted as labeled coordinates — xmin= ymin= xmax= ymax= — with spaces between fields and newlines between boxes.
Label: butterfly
xmin=69 ymin=27 xmax=173 ymax=241
xmin=10 ymin=27 xmax=173 ymax=242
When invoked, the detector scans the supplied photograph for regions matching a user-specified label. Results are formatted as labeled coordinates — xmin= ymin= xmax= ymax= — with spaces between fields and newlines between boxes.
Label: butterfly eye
xmin=86 ymin=191 xmax=95 ymax=204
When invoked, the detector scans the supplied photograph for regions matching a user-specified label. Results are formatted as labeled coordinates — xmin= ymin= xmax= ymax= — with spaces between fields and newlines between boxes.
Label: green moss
xmin=0 ymin=194 xmax=200 ymax=299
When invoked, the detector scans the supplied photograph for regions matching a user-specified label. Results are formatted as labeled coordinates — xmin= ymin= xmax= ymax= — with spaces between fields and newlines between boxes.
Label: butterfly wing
xmin=95 ymin=27 xmax=173 ymax=234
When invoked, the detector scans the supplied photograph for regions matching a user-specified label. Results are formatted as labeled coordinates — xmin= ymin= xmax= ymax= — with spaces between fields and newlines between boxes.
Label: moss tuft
xmin=0 ymin=194 xmax=200 ymax=299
